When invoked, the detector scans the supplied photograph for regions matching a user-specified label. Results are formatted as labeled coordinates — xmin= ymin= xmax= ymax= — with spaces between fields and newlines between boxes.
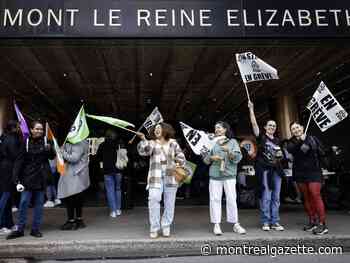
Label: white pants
xmin=209 ymin=179 xmax=238 ymax=224
xmin=148 ymin=179 xmax=177 ymax=233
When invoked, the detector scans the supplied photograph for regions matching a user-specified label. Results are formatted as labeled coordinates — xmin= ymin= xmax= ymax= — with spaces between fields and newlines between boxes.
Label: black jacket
xmin=96 ymin=139 xmax=123 ymax=175
xmin=287 ymin=135 xmax=324 ymax=183
xmin=0 ymin=132 xmax=22 ymax=192
xmin=13 ymin=137 xmax=56 ymax=191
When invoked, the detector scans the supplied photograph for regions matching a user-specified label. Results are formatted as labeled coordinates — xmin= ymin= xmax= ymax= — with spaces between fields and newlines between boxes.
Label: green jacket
xmin=203 ymin=138 xmax=242 ymax=180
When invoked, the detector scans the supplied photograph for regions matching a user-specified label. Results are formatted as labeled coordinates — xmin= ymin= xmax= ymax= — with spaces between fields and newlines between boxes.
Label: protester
xmin=96 ymin=129 xmax=126 ymax=218
xmin=287 ymin=122 xmax=328 ymax=235
xmin=136 ymin=123 xmax=186 ymax=238
xmin=7 ymin=120 xmax=56 ymax=239
xmin=58 ymin=139 xmax=90 ymax=230
xmin=0 ymin=120 xmax=22 ymax=235
xmin=248 ymin=101 xmax=285 ymax=231
xmin=202 ymin=121 xmax=246 ymax=235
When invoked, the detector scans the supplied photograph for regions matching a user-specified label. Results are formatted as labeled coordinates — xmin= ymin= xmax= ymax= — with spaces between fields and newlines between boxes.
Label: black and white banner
xmin=143 ymin=107 xmax=164 ymax=133
xmin=307 ymin=81 xmax=348 ymax=132
xmin=236 ymin=52 xmax=279 ymax=83
xmin=179 ymin=122 xmax=215 ymax=155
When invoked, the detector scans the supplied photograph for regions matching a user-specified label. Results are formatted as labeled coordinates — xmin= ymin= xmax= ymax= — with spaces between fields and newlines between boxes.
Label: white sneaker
xmin=271 ymin=223 xmax=285 ymax=231
xmin=110 ymin=211 xmax=117 ymax=218
xmin=162 ymin=227 xmax=170 ymax=237
xmin=213 ymin=223 xmax=223 ymax=236
xmin=12 ymin=207 xmax=18 ymax=213
xmin=233 ymin=223 xmax=247 ymax=235
xmin=150 ymin=231 xmax=159 ymax=239
xmin=0 ymin=228 xmax=11 ymax=235
xmin=43 ymin=201 xmax=54 ymax=208
xmin=262 ymin=223 xmax=271 ymax=231
xmin=54 ymin=199 xmax=62 ymax=206
xmin=116 ymin=209 xmax=122 ymax=216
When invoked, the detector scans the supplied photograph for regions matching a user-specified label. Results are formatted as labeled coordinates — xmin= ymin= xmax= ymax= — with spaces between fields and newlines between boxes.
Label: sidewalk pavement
xmin=0 ymin=205 xmax=349 ymax=260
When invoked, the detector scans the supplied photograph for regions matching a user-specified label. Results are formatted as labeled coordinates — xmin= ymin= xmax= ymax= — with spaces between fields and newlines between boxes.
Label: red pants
xmin=297 ymin=182 xmax=326 ymax=224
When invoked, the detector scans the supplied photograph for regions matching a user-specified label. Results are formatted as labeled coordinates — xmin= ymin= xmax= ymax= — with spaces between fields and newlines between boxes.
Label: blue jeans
xmin=104 ymin=173 xmax=122 ymax=212
xmin=46 ymin=185 xmax=57 ymax=201
xmin=259 ymin=170 xmax=282 ymax=225
xmin=0 ymin=192 xmax=11 ymax=225
xmin=148 ymin=174 xmax=178 ymax=232
xmin=17 ymin=191 xmax=45 ymax=232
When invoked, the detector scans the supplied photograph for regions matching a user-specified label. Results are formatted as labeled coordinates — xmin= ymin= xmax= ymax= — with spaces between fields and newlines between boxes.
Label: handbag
xmin=116 ymin=145 xmax=128 ymax=170
xmin=160 ymin=144 xmax=189 ymax=184
xmin=172 ymin=166 xmax=189 ymax=183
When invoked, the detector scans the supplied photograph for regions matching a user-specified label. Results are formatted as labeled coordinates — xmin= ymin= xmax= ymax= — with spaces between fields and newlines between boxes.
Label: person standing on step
xmin=96 ymin=129 xmax=126 ymax=218
xmin=136 ymin=123 xmax=186 ymax=239
xmin=58 ymin=139 xmax=90 ymax=230
xmin=202 ymin=121 xmax=246 ymax=236
xmin=7 ymin=120 xmax=56 ymax=239
xmin=287 ymin=122 xmax=328 ymax=235
xmin=248 ymin=101 xmax=285 ymax=232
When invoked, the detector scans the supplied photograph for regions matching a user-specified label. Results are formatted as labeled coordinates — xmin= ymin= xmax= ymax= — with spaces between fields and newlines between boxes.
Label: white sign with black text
xmin=236 ymin=52 xmax=279 ymax=83
xmin=307 ymin=81 xmax=348 ymax=132
xmin=180 ymin=122 xmax=216 ymax=155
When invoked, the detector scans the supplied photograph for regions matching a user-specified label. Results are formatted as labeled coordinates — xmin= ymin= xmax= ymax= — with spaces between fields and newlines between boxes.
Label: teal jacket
xmin=203 ymin=138 xmax=242 ymax=180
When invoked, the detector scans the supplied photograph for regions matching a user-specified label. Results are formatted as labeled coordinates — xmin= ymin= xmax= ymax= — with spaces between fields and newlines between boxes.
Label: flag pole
xmin=244 ymin=82 xmax=251 ymax=102
xmin=118 ymin=125 xmax=138 ymax=135
xmin=128 ymin=124 xmax=145 ymax=144
xmin=304 ymin=113 xmax=313 ymax=135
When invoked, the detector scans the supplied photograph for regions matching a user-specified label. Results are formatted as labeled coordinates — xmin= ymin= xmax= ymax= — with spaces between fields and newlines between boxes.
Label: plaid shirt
xmin=137 ymin=139 xmax=186 ymax=189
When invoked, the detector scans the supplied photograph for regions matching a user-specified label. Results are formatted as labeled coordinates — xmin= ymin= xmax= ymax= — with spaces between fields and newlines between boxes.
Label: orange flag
xmin=46 ymin=122 xmax=65 ymax=175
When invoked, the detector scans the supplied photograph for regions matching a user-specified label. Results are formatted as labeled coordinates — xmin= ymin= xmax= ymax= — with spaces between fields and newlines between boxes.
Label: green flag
xmin=184 ymin=161 xmax=197 ymax=185
xmin=86 ymin=114 xmax=135 ymax=129
xmin=66 ymin=106 xmax=89 ymax=144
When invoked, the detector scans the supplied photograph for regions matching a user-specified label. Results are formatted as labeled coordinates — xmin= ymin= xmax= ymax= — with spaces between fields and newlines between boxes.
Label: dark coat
xmin=0 ymin=133 xmax=22 ymax=192
xmin=287 ymin=135 xmax=323 ymax=183
xmin=13 ymin=137 xmax=56 ymax=191
xmin=96 ymin=139 xmax=123 ymax=175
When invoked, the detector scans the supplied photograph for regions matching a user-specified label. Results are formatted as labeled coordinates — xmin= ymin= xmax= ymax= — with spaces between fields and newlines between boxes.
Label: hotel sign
xmin=0 ymin=0 xmax=349 ymax=38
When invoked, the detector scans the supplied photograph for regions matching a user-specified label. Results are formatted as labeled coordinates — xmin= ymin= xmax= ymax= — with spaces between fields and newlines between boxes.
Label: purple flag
xmin=14 ymin=101 xmax=30 ymax=140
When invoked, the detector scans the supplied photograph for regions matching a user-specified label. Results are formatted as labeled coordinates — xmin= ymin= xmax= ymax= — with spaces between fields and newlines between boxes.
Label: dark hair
xmin=30 ymin=120 xmax=44 ymax=129
xmin=289 ymin=121 xmax=301 ymax=129
xmin=215 ymin=121 xmax=234 ymax=139
xmin=151 ymin=122 xmax=175 ymax=141
xmin=5 ymin=120 xmax=19 ymax=133
xmin=105 ymin=129 xmax=117 ymax=140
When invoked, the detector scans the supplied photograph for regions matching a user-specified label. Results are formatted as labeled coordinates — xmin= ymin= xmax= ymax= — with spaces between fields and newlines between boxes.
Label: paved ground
xmin=0 ymin=205 xmax=349 ymax=260
xmin=40 ymin=254 xmax=350 ymax=263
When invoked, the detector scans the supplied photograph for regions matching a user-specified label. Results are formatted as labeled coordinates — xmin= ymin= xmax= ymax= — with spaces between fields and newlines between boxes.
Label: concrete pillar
xmin=0 ymin=98 xmax=13 ymax=135
xmin=274 ymin=95 xmax=299 ymax=140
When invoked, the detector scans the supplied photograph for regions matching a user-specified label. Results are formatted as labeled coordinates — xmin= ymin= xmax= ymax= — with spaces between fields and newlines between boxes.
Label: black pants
xmin=63 ymin=192 xmax=84 ymax=221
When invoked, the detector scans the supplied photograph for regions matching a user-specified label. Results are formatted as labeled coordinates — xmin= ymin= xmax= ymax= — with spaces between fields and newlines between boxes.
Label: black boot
xmin=74 ymin=218 xmax=86 ymax=230
xmin=60 ymin=220 xmax=76 ymax=231
xmin=6 ymin=230 xmax=24 ymax=240
xmin=30 ymin=230 xmax=43 ymax=238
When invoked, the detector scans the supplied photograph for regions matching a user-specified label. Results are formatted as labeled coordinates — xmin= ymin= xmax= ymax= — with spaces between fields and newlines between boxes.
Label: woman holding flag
xmin=202 ymin=121 xmax=246 ymax=235
xmin=248 ymin=102 xmax=285 ymax=232
xmin=136 ymin=123 xmax=186 ymax=239
xmin=7 ymin=120 xmax=56 ymax=239
xmin=287 ymin=122 xmax=328 ymax=235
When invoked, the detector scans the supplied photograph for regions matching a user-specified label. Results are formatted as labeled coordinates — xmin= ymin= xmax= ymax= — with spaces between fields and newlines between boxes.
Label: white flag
xmin=307 ymin=81 xmax=348 ymax=132
xmin=236 ymin=52 xmax=279 ymax=83
xmin=143 ymin=107 xmax=164 ymax=133
xmin=180 ymin=122 xmax=216 ymax=155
